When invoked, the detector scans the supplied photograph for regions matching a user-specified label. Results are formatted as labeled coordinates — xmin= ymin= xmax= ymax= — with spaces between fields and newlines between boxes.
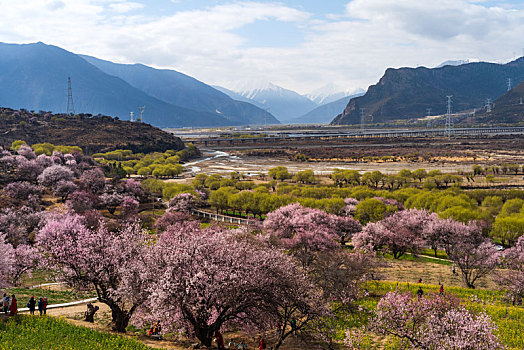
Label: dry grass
xmin=379 ymin=258 xmax=499 ymax=290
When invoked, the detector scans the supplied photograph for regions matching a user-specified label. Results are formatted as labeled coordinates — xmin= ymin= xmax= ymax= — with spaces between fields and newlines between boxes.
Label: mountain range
xmin=331 ymin=58 xmax=524 ymax=125
xmin=0 ymin=42 xmax=279 ymax=128
xmin=223 ymin=80 xmax=318 ymax=122
xmin=287 ymin=92 xmax=365 ymax=124
xmin=216 ymin=81 xmax=360 ymax=123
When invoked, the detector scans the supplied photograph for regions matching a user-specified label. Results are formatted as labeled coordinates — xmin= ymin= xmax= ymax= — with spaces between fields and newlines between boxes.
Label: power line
xmin=426 ymin=108 xmax=432 ymax=128
xmin=360 ymin=108 xmax=366 ymax=132
xmin=67 ymin=77 xmax=75 ymax=115
xmin=445 ymin=96 xmax=453 ymax=138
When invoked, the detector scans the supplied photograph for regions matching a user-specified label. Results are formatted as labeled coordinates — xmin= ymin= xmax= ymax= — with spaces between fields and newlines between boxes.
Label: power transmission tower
xmin=426 ymin=108 xmax=432 ymax=128
xmin=486 ymin=98 xmax=492 ymax=113
xmin=360 ymin=108 xmax=366 ymax=132
xmin=130 ymin=112 xmax=135 ymax=122
xmin=507 ymin=78 xmax=512 ymax=92
xmin=445 ymin=96 xmax=453 ymax=138
xmin=67 ymin=77 xmax=75 ymax=115
xmin=138 ymin=106 xmax=146 ymax=123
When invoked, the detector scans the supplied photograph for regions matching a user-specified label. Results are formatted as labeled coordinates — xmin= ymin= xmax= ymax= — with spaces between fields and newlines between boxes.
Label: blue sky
xmin=1 ymin=0 xmax=524 ymax=94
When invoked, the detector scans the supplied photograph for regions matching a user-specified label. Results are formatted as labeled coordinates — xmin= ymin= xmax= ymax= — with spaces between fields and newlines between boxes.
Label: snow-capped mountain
xmin=225 ymin=80 xmax=318 ymax=122
xmin=306 ymin=84 xmax=364 ymax=105
xmin=436 ymin=58 xmax=480 ymax=68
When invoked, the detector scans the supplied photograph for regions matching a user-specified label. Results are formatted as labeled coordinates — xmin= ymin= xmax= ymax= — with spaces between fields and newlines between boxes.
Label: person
xmin=149 ymin=322 xmax=161 ymax=336
xmin=417 ymin=278 xmax=422 ymax=284
xmin=27 ymin=296 xmax=36 ymax=315
xmin=3 ymin=293 xmax=10 ymax=314
xmin=290 ymin=318 xmax=297 ymax=335
xmin=37 ymin=297 xmax=44 ymax=315
xmin=237 ymin=340 xmax=247 ymax=350
xmin=417 ymin=287 xmax=424 ymax=300
xmin=227 ymin=339 xmax=236 ymax=349
xmin=43 ymin=297 xmax=47 ymax=315
xmin=439 ymin=283 xmax=444 ymax=295
xmin=452 ymin=266 xmax=456 ymax=274
xmin=214 ymin=329 xmax=225 ymax=350
xmin=9 ymin=295 xmax=17 ymax=316
xmin=258 ymin=336 xmax=266 ymax=350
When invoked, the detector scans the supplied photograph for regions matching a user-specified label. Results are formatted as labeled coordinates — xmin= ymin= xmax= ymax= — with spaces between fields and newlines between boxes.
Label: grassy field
xmin=0 ymin=315 xmax=158 ymax=350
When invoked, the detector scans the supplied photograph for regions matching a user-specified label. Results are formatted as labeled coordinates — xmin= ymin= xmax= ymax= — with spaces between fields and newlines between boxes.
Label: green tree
xmin=268 ymin=166 xmax=291 ymax=181
xmin=293 ymin=170 xmax=316 ymax=184
xmin=491 ymin=216 xmax=524 ymax=247
xmin=354 ymin=198 xmax=387 ymax=225
xmin=412 ymin=169 xmax=428 ymax=182
xmin=500 ymin=198 xmax=524 ymax=217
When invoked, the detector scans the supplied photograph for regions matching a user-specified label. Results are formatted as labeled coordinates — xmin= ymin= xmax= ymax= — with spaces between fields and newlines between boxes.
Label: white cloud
xmin=0 ymin=0 xmax=523 ymax=94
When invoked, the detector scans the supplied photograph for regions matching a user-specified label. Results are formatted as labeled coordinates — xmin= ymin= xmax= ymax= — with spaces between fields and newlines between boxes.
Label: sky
xmin=1 ymin=0 xmax=524 ymax=94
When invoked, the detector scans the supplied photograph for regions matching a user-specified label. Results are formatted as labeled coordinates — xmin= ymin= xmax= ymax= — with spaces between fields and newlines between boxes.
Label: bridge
xmin=191 ymin=209 xmax=256 ymax=225
xmin=181 ymin=127 xmax=524 ymax=147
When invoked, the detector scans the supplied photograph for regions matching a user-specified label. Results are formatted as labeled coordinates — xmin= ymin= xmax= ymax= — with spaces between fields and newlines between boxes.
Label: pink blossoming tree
xmin=37 ymin=214 xmax=151 ymax=332
xmin=346 ymin=291 xmax=502 ymax=350
xmin=353 ymin=209 xmax=431 ymax=259
xmin=496 ymin=235 xmax=524 ymax=303
xmin=139 ymin=221 xmax=318 ymax=348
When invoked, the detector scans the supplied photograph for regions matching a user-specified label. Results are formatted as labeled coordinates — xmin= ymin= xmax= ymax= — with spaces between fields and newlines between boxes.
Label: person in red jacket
xmin=9 ymin=295 xmax=17 ymax=316
xmin=258 ymin=336 xmax=266 ymax=350
xmin=214 ymin=329 xmax=225 ymax=350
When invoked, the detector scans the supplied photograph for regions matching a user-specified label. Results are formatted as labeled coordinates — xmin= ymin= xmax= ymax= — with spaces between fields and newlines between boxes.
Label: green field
xmin=0 ymin=316 xmax=158 ymax=350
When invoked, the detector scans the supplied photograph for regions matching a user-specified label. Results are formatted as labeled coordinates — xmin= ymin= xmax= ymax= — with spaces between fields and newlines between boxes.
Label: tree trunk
xmin=194 ymin=325 xmax=214 ymax=347
xmin=110 ymin=307 xmax=131 ymax=332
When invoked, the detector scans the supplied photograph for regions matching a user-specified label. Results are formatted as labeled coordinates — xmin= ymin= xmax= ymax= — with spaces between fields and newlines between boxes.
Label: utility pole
xmin=138 ymin=106 xmax=146 ymax=123
xmin=67 ymin=77 xmax=75 ymax=115
xmin=486 ymin=98 xmax=492 ymax=113
xmin=445 ymin=96 xmax=453 ymax=138
xmin=360 ymin=108 xmax=366 ymax=133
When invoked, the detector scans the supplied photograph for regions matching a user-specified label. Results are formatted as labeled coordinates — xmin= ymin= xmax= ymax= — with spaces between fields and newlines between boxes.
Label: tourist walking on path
xmin=2 ymin=293 xmax=9 ymax=314
xmin=439 ymin=284 xmax=444 ymax=295
xmin=9 ymin=295 xmax=17 ymax=316
xmin=27 ymin=296 xmax=36 ymax=315
xmin=43 ymin=297 xmax=47 ymax=315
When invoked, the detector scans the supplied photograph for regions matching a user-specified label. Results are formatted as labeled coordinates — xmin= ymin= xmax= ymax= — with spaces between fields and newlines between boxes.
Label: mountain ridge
xmin=331 ymin=58 xmax=524 ymax=125
xmin=80 ymin=55 xmax=280 ymax=125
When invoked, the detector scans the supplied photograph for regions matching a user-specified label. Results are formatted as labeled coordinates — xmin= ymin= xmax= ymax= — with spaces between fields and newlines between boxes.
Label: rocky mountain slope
xmin=0 ymin=108 xmax=184 ymax=154
xmin=468 ymin=80 xmax=524 ymax=124
xmin=332 ymin=58 xmax=524 ymax=125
